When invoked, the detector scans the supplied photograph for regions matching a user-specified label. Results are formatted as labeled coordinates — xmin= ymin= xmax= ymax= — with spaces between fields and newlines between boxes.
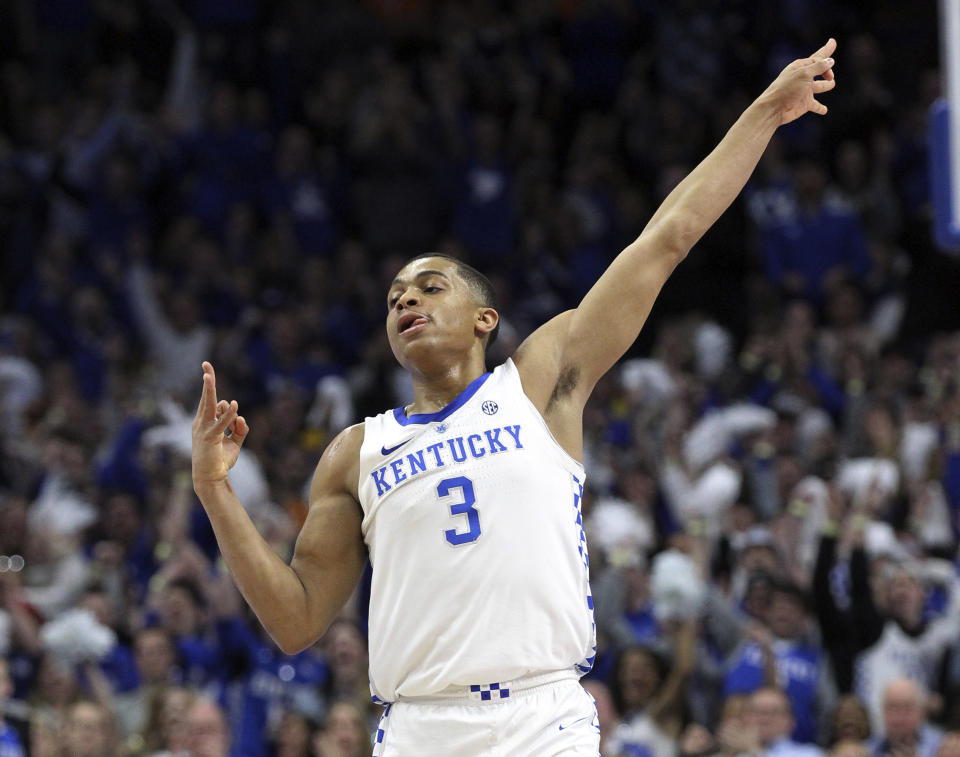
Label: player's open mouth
xmin=398 ymin=312 xmax=429 ymax=335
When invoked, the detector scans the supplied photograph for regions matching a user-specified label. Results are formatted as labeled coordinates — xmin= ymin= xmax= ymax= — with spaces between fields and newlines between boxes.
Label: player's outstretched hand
xmin=761 ymin=37 xmax=837 ymax=125
xmin=191 ymin=361 xmax=249 ymax=487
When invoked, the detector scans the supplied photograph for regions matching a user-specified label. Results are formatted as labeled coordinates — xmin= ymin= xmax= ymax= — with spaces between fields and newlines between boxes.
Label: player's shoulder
xmin=328 ymin=422 xmax=365 ymax=456
xmin=310 ymin=423 xmax=365 ymax=501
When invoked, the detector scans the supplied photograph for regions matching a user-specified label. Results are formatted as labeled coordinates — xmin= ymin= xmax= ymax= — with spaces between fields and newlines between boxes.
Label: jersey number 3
xmin=439 ymin=476 xmax=481 ymax=546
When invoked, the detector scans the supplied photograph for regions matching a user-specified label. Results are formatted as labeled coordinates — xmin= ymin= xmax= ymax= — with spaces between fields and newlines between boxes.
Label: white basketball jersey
xmin=358 ymin=358 xmax=596 ymax=702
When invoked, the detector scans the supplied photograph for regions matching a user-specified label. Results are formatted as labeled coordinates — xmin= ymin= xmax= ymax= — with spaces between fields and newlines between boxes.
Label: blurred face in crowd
xmin=883 ymin=679 xmax=925 ymax=744
xmin=159 ymin=687 xmax=195 ymax=752
xmin=738 ymin=545 xmax=779 ymax=577
xmin=325 ymin=621 xmax=367 ymax=681
xmin=323 ymin=702 xmax=367 ymax=757
xmin=63 ymin=702 xmax=113 ymax=757
xmin=80 ymin=590 xmax=114 ymax=628
xmin=274 ymin=711 xmax=311 ymax=757
xmin=135 ymin=628 xmax=176 ymax=684
xmin=101 ymin=493 xmax=141 ymax=546
xmin=36 ymin=655 xmax=78 ymax=706
xmin=617 ymin=647 xmax=662 ymax=712
xmin=720 ymin=695 xmax=749 ymax=729
xmin=161 ymin=585 xmax=203 ymax=638
xmin=743 ymin=572 xmax=773 ymax=621
xmin=748 ymin=688 xmax=794 ymax=747
xmin=623 ymin=561 xmax=650 ymax=611
xmin=831 ymin=695 xmax=871 ymax=743
xmin=766 ymin=590 xmax=806 ymax=640
xmin=186 ymin=699 xmax=231 ymax=757
xmin=886 ymin=570 xmax=925 ymax=628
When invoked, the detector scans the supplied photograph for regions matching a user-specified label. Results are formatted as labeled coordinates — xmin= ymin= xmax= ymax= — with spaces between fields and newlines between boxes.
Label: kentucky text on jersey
xmin=371 ymin=424 xmax=523 ymax=497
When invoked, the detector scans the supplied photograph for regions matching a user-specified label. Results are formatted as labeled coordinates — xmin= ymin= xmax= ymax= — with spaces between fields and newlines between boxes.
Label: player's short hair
xmin=405 ymin=252 xmax=500 ymax=351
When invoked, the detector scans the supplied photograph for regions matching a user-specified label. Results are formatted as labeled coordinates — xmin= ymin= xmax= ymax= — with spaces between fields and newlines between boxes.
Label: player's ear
xmin=475 ymin=307 xmax=498 ymax=338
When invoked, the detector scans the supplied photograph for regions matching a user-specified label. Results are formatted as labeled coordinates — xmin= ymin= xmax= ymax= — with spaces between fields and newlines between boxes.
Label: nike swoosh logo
xmin=381 ymin=439 xmax=412 ymax=456
xmin=558 ymin=716 xmax=591 ymax=731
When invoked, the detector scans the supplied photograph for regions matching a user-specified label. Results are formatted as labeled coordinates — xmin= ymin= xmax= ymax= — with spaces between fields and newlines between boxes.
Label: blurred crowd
xmin=0 ymin=1 xmax=957 ymax=756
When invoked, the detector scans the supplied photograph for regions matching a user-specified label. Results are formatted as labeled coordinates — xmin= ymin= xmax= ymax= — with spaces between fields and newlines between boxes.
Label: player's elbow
xmin=272 ymin=628 xmax=318 ymax=656
xmin=266 ymin=611 xmax=325 ymax=655
xmin=644 ymin=215 xmax=695 ymax=265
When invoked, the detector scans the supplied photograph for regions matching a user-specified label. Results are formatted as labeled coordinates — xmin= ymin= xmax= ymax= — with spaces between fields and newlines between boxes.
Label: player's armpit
xmin=279 ymin=424 xmax=368 ymax=654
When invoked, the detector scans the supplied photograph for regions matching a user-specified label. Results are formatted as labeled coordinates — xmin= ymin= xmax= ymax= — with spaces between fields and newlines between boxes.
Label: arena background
xmin=0 ymin=1 xmax=957 ymax=756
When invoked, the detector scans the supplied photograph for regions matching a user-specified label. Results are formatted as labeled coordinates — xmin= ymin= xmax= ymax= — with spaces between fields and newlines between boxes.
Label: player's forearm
xmin=193 ymin=478 xmax=317 ymax=653
xmin=642 ymin=95 xmax=781 ymax=254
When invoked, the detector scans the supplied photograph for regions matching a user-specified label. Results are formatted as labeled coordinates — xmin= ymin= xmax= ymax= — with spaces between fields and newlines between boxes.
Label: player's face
xmin=385 ymin=257 xmax=484 ymax=368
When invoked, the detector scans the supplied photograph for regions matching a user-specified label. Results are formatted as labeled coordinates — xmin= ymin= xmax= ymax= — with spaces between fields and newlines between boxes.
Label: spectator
xmin=761 ymin=158 xmax=871 ymax=301
xmin=126 ymin=259 xmax=213 ymax=400
xmin=828 ymin=696 xmax=872 ymax=747
xmin=854 ymin=561 xmax=960 ymax=732
xmin=312 ymin=701 xmax=369 ymax=757
xmin=606 ymin=622 xmax=696 ymax=757
xmin=184 ymin=698 xmax=233 ymax=757
xmin=868 ymin=679 xmax=942 ymax=757
xmin=724 ymin=580 xmax=835 ymax=743
xmin=61 ymin=700 xmax=117 ymax=757
xmin=269 ymin=710 xmax=313 ymax=757
xmin=745 ymin=687 xmax=824 ymax=757
xmin=114 ymin=627 xmax=179 ymax=739
xmin=140 ymin=685 xmax=194 ymax=757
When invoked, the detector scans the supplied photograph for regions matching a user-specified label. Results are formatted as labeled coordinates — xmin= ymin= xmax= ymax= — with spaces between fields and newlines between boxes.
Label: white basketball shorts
xmin=370 ymin=673 xmax=600 ymax=757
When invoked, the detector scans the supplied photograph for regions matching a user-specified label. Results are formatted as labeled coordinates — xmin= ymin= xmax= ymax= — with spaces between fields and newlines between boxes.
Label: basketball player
xmin=192 ymin=40 xmax=838 ymax=756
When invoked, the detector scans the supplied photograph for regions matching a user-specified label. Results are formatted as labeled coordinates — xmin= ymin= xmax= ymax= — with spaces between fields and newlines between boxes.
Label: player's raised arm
xmin=548 ymin=39 xmax=838 ymax=402
xmin=191 ymin=362 xmax=367 ymax=654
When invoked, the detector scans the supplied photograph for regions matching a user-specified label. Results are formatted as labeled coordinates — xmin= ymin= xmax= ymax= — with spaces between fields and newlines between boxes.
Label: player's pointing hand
xmin=761 ymin=37 xmax=838 ymax=125
xmin=191 ymin=361 xmax=249 ymax=488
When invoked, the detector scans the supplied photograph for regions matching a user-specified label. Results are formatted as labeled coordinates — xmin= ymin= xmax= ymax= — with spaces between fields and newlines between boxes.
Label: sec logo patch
xmin=481 ymin=400 xmax=499 ymax=415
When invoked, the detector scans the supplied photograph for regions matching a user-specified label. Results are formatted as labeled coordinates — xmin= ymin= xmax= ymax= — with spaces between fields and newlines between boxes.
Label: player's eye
xmin=424 ymin=285 xmax=441 ymax=293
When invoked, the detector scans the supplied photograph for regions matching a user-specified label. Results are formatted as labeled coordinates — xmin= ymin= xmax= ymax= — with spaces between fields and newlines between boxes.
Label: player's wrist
xmin=747 ymin=91 xmax=784 ymax=132
xmin=192 ymin=475 xmax=233 ymax=500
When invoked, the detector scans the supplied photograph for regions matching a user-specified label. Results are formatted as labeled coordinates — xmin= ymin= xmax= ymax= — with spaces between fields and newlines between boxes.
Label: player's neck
xmin=405 ymin=355 xmax=487 ymax=416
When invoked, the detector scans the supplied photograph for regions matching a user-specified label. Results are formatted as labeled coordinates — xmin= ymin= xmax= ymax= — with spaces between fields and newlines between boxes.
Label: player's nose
xmin=395 ymin=288 xmax=420 ymax=310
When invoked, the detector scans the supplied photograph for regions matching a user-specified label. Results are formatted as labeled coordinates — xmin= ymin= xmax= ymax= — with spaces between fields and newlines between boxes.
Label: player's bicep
xmin=289 ymin=492 xmax=366 ymax=632
xmin=565 ymin=231 xmax=682 ymax=391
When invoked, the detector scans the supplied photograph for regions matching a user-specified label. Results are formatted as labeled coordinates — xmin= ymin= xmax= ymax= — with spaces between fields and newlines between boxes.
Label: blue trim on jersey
xmin=392 ymin=371 xmax=492 ymax=426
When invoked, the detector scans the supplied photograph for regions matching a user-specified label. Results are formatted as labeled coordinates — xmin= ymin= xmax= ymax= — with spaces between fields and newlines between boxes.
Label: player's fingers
xmin=810 ymin=37 xmax=837 ymax=61
xmin=213 ymin=400 xmax=239 ymax=433
xmin=812 ymin=78 xmax=836 ymax=94
xmin=200 ymin=362 xmax=218 ymax=421
xmin=216 ymin=400 xmax=229 ymax=417
xmin=226 ymin=416 xmax=249 ymax=448
xmin=810 ymin=99 xmax=828 ymax=116
xmin=807 ymin=57 xmax=835 ymax=77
